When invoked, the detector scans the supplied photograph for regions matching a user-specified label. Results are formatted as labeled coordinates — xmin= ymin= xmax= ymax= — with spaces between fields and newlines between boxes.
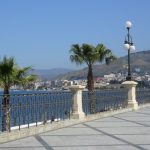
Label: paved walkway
xmin=0 ymin=107 xmax=150 ymax=150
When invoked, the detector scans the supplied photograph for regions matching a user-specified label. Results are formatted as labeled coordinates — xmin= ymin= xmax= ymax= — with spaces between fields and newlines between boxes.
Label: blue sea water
xmin=0 ymin=90 xmax=54 ymax=95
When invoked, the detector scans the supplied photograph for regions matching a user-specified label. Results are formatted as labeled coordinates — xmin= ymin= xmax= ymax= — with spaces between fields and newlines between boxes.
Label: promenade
xmin=0 ymin=106 xmax=150 ymax=150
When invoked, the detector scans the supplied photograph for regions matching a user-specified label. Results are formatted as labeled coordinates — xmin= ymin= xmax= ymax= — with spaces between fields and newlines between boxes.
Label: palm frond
xmin=0 ymin=56 xmax=37 ymax=89
xmin=69 ymin=42 xmax=116 ymax=67
xmin=0 ymin=56 xmax=15 ymax=77
xmin=70 ymin=44 xmax=84 ymax=65
xmin=105 ymin=55 xmax=117 ymax=65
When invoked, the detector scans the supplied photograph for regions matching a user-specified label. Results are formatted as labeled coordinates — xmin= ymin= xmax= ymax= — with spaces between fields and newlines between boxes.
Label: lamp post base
xmin=122 ymin=80 xmax=138 ymax=110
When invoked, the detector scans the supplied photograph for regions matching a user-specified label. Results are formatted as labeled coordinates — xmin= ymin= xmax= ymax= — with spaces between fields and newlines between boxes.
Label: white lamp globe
xmin=125 ymin=21 xmax=132 ymax=28
xmin=130 ymin=45 xmax=135 ymax=51
xmin=124 ymin=43 xmax=130 ymax=50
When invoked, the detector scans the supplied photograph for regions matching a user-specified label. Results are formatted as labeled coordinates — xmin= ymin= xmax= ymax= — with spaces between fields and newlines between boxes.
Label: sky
xmin=0 ymin=0 xmax=150 ymax=70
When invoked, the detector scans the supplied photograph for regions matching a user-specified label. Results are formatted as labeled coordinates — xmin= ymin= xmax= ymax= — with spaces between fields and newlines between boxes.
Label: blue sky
xmin=0 ymin=0 xmax=150 ymax=69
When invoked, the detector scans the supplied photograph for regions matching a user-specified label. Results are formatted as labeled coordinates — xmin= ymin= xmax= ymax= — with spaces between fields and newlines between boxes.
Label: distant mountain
xmin=33 ymin=68 xmax=73 ymax=80
xmin=54 ymin=50 xmax=150 ymax=80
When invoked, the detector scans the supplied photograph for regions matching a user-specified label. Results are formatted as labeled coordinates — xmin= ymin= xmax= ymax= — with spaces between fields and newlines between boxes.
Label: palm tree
xmin=70 ymin=43 xmax=116 ymax=113
xmin=0 ymin=56 xmax=37 ymax=131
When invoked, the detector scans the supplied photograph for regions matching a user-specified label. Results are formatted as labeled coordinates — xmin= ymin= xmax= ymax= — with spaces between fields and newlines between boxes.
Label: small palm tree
xmin=0 ymin=56 xmax=37 ymax=131
xmin=70 ymin=43 xmax=116 ymax=113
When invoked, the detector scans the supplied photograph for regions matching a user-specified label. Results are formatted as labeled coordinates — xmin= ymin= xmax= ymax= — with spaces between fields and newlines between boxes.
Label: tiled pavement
xmin=0 ymin=107 xmax=150 ymax=150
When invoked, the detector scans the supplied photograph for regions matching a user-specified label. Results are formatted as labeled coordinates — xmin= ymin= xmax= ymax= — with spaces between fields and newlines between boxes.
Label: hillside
xmin=33 ymin=68 xmax=73 ymax=80
xmin=55 ymin=50 xmax=150 ymax=80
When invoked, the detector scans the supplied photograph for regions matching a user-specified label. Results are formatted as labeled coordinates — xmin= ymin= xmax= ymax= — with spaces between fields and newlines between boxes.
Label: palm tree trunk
xmin=2 ymin=86 xmax=10 ymax=132
xmin=87 ymin=65 xmax=95 ymax=114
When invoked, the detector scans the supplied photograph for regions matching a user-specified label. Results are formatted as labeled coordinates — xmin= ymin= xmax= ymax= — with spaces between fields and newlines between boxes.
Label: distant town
xmin=10 ymin=70 xmax=150 ymax=91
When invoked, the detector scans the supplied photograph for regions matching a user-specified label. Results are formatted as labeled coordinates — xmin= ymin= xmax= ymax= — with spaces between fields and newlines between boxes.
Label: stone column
xmin=69 ymin=85 xmax=85 ymax=119
xmin=122 ymin=81 xmax=138 ymax=110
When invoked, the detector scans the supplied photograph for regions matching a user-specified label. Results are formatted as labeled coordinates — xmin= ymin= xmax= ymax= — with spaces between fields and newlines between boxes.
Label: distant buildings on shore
xmin=13 ymin=71 xmax=149 ymax=91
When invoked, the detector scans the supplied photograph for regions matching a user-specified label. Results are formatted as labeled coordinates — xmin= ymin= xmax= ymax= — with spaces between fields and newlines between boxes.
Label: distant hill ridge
xmin=54 ymin=50 xmax=150 ymax=80
xmin=34 ymin=68 xmax=73 ymax=80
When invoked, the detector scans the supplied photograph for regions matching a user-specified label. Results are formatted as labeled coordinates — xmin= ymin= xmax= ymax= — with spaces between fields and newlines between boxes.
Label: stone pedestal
xmin=69 ymin=85 xmax=85 ymax=119
xmin=122 ymin=81 xmax=138 ymax=110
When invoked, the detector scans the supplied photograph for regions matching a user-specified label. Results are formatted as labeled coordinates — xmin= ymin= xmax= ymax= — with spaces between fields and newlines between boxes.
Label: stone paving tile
xmin=85 ymin=120 xmax=142 ymax=128
xmin=52 ymin=145 xmax=141 ymax=150
xmin=0 ymin=136 xmax=45 ymax=150
xmin=42 ymin=124 xmax=101 ymax=136
xmin=137 ymin=121 xmax=150 ymax=126
xmin=114 ymin=134 xmax=150 ymax=145
xmin=96 ymin=126 xmax=150 ymax=135
xmin=40 ymin=134 xmax=124 ymax=147
xmin=115 ymin=116 xmax=150 ymax=122
xmin=0 ymin=147 xmax=45 ymax=150
xmin=92 ymin=117 xmax=125 ymax=122
xmin=140 ymin=145 xmax=150 ymax=150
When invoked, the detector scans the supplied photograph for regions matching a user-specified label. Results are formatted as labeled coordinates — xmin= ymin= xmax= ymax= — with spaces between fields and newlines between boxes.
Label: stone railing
xmin=1 ymin=81 xmax=150 ymax=143
xmin=0 ymin=81 xmax=142 ymax=132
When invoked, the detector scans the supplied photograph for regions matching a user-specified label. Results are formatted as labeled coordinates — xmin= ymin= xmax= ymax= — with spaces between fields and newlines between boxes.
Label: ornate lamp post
xmin=124 ymin=21 xmax=135 ymax=81
xmin=122 ymin=21 xmax=138 ymax=110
